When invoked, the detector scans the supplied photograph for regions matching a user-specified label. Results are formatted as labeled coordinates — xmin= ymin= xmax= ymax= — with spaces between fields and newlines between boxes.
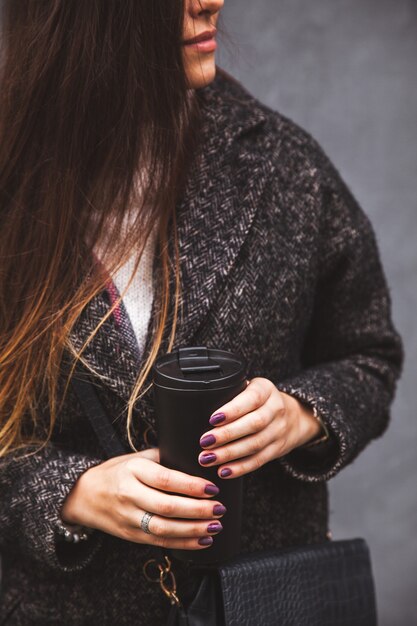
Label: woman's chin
xmin=185 ymin=59 xmax=217 ymax=89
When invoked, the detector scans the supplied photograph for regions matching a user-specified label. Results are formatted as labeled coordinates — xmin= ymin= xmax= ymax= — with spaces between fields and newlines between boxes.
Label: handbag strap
xmin=71 ymin=365 xmax=127 ymax=458
xmin=70 ymin=360 xmax=182 ymax=608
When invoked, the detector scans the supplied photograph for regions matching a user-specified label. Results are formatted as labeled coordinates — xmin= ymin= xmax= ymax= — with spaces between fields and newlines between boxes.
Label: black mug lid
xmin=152 ymin=346 xmax=247 ymax=390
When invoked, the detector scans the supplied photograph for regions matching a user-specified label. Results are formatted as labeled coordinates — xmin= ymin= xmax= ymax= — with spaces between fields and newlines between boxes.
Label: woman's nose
xmin=190 ymin=0 xmax=224 ymax=17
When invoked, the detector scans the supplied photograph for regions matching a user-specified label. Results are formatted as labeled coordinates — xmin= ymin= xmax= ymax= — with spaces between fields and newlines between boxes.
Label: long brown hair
xmin=0 ymin=1 xmax=213 ymax=456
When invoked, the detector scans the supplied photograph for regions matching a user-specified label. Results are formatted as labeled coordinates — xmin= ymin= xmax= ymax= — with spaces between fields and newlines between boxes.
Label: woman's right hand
xmin=60 ymin=447 xmax=225 ymax=550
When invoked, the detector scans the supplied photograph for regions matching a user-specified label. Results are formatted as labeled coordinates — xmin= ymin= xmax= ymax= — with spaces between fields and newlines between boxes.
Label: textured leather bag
xmin=166 ymin=538 xmax=377 ymax=626
xmin=71 ymin=364 xmax=378 ymax=626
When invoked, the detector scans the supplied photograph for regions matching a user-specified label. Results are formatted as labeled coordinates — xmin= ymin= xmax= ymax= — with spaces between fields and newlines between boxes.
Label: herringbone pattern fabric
xmin=0 ymin=70 xmax=403 ymax=625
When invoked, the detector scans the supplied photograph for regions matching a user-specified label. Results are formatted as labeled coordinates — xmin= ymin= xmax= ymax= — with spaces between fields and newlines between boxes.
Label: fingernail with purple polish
xmin=200 ymin=434 xmax=216 ymax=447
xmin=213 ymin=504 xmax=227 ymax=516
xmin=199 ymin=452 xmax=217 ymax=465
xmin=209 ymin=412 xmax=226 ymax=426
xmin=220 ymin=468 xmax=232 ymax=478
xmin=198 ymin=536 xmax=213 ymax=546
xmin=207 ymin=522 xmax=223 ymax=533
xmin=204 ymin=484 xmax=220 ymax=496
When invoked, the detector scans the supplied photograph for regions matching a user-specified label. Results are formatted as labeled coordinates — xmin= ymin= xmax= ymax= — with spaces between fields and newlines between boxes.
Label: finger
xmin=121 ymin=514 xmax=218 ymax=550
xmin=208 ymin=378 xmax=275 ymax=427
xmin=129 ymin=458 xmax=220 ymax=498
xmin=215 ymin=442 xmax=281 ymax=480
xmin=133 ymin=481 xmax=227 ymax=520
xmin=198 ymin=421 xmax=277 ymax=468
xmin=133 ymin=529 xmax=216 ymax=550
xmin=199 ymin=405 xmax=276 ymax=450
xmin=127 ymin=510 xmax=224 ymax=539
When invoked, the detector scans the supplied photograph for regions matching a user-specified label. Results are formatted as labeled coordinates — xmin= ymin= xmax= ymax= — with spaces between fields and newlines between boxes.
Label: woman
xmin=0 ymin=1 xmax=403 ymax=624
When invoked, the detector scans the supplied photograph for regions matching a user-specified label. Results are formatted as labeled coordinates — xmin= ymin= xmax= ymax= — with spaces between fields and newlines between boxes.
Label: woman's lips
xmin=183 ymin=37 xmax=217 ymax=53
xmin=182 ymin=29 xmax=217 ymax=53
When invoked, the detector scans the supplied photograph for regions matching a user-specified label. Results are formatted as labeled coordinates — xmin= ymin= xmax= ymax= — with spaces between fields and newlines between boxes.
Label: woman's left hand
xmin=198 ymin=377 xmax=323 ymax=479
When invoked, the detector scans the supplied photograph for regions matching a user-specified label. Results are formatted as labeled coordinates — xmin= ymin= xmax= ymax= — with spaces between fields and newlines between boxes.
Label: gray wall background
xmin=218 ymin=1 xmax=416 ymax=624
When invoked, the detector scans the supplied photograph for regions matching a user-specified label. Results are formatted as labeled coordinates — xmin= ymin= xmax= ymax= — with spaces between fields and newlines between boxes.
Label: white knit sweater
xmin=93 ymin=211 xmax=158 ymax=360
xmin=110 ymin=225 xmax=158 ymax=358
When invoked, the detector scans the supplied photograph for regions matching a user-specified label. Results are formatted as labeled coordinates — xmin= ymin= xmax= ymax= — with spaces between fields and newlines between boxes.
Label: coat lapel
xmin=69 ymin=73 xmax=271 ymax=409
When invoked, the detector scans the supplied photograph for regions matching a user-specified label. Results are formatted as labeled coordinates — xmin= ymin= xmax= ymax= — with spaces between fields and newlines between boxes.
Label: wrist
xmin=296 ymin=402 xmax=330 ymax=448
xmin=282 ymin=392 xmax=328 ymax=448
xmin=61 ymin=465 xmax=96 ymax=526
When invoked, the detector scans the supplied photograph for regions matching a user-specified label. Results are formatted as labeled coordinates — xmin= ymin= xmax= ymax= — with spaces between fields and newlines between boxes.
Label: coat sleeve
xmin=0 ymin=443 xmax=105 ymax=573
xmin=274 ymin=141 xmax=404 ymax=483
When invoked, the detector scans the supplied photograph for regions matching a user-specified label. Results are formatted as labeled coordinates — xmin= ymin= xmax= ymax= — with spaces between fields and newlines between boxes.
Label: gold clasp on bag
xmin=142 ymin=555 xmax=181 ymax=607
xmin=159 ymin=568 xmax=180 ymax=606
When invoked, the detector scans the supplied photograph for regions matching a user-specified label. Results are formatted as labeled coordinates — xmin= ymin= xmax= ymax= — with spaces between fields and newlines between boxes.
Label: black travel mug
xmin=152 ymin=346 xmax=247 ymax=565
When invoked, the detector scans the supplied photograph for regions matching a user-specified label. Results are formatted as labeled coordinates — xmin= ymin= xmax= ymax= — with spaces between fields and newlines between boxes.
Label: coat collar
xmin=69 ymin=71 xmax=272 ymax=407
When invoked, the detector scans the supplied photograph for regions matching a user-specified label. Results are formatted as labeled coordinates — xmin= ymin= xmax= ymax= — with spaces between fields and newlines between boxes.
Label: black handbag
xmin=71 ymin=365 xmax=378 ymax=626
xmin=166 ymin=538 xmax=377 ymax=626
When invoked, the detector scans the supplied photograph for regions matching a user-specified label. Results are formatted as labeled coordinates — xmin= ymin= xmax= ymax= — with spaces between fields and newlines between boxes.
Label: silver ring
xmin=140 ymin=511 xmax=154 ymax=535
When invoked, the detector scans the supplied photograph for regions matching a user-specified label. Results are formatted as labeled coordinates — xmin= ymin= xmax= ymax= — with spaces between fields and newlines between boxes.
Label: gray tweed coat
xmin=0 ymin=70 xmax=403 ymax=625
